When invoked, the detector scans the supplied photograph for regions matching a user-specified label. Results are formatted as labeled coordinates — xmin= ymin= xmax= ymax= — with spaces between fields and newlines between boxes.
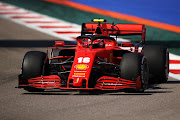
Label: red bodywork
xmin=18 ymin=20 xmax=146 ymax=91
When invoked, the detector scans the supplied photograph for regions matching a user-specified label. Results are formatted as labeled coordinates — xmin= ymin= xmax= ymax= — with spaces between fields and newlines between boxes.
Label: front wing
xmin=18 ymin=75 xmax=140 ymax=90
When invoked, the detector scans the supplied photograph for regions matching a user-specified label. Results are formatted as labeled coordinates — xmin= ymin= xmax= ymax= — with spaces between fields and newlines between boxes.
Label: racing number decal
xmin=75 ymin=57 xmax=90 ymax=70
xmin=78 ymin=57 xmax=90 ymax=63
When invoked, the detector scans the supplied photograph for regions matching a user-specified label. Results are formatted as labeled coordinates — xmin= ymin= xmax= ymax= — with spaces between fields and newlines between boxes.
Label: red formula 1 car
xmin=18 ymin=19 xmax=169 ymax=92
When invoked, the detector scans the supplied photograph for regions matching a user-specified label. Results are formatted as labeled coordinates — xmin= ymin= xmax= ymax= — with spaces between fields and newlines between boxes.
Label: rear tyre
xmin=22 ymin=51 xmax=48 ymax=92
xmin=120 ymin=53 xmax=149 ymax=92
xmin=143 ymin=45 xmax=169 ymax=83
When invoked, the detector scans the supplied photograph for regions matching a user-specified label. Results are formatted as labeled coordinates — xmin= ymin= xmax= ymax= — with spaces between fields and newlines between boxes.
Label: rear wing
xmin=81 ymin=21 xmax=146 ymax=44
xmin=108 ymin=24 xmax=145 ymax=36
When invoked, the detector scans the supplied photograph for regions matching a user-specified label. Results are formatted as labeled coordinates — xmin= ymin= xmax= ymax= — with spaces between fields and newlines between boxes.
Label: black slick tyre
xmin=22 ymin=51 xmax=48 ymax=92
xmin=120 ymin=53 xmax=149 ymax=92
xmin=143 ymin=45 xmax=169 ymax=83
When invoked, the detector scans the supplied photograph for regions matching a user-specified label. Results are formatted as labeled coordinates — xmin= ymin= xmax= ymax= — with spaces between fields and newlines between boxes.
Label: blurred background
xmin=1 ymin=0 xmax=180 ymax=55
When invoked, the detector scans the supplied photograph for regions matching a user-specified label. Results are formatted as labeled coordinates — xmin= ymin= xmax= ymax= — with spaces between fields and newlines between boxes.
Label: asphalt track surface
xmin=0 ymin=17 xmax=180 ymax=120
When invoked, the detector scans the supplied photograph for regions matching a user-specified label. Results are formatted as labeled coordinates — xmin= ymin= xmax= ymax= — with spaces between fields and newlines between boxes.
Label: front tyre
xmin=120 ymin=53 xmax=149 ymax=92
xmin=22 ymin=51 xmax=48 ymax=92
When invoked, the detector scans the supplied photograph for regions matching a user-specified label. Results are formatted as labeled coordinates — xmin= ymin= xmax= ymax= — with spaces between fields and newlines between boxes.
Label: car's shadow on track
xmin=166 ymin=81 xmax=180 ymax=84
xmin=22 ymin=91 xmax=171 ymax=96
xmin=22 ymin=87 xmax=172 ymax=96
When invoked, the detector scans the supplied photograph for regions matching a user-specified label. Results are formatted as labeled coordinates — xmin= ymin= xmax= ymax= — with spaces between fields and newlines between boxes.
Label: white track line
xmin=1 ymin=2 xmax=180 ymax=80
xmin=0 ymin=2 xmax=81 ymax=41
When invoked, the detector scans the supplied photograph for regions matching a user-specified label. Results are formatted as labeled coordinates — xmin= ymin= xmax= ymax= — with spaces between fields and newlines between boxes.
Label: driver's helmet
xmin=93 ymin=39 xmax=104 ymax=48
xmin=81 ymin=38 xmax=91 ymax=47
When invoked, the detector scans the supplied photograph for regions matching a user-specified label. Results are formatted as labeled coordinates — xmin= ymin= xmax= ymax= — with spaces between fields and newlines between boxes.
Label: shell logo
xmin=75 ymin=64 xmax=89 ymax=70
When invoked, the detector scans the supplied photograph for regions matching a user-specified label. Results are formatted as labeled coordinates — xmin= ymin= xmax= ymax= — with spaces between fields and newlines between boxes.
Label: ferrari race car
xmin=18 ymin=19 xmax=169 ymax=92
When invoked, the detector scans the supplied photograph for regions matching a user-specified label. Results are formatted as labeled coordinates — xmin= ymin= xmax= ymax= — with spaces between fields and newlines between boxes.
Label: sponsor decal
xmin=74 ymin=73 xmax=86 ymax=75
xmin=75 ymin=64 xmax=89 ymax=70
xmin=104 ymin=83 xmax=122 ymax=86
xmin=37 ymin=81 xmax=56 ymax=85
xmin=75 ymin=78 xmax=79 ymax=83
xmin=72 ymin=75 xmax=85 ymax=77
xmin=74 ymin=70 xmax=87 ymax=73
